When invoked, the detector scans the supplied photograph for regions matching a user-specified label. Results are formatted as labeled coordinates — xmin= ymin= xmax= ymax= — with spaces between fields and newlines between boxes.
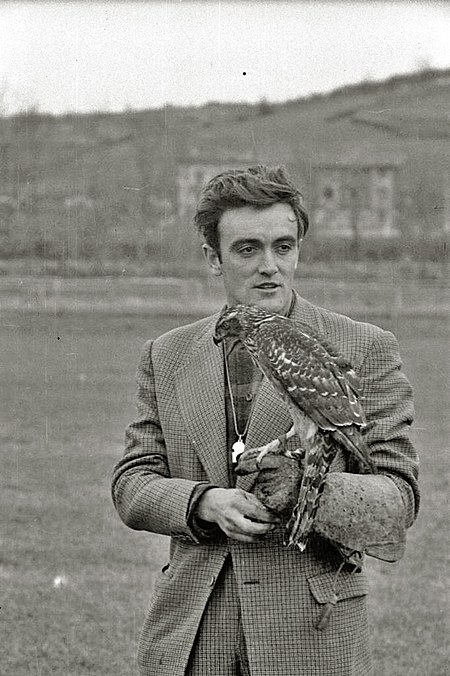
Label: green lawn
xmin=1 ymin=309 xmax=448 ymax=675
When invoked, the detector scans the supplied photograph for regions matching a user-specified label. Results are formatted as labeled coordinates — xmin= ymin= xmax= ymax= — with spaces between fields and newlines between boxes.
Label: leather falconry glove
xmin=235 ymin=449 xmax=304 ymax=516
xmin=236 ymin=447 xmax=407 ymax=562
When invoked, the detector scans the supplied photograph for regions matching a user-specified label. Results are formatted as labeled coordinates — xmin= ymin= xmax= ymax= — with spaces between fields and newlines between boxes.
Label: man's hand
xmin=195 ymin=488 xmax=281 ymax=543
xmin=236 ymin=452 xmax=303 ymax=515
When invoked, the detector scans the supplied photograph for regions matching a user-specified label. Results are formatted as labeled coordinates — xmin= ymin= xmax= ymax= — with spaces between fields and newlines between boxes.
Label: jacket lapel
xmin=175 ymin=313 xmax=230 ymax=487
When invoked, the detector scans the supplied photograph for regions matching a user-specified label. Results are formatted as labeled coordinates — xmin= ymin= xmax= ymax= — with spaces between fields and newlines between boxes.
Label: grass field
xmin=1 ymin=307 xmax=448 ymax=675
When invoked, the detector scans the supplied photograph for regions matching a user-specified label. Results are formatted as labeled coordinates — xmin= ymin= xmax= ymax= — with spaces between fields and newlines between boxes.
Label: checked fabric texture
xmin=185 ymin=555 xmax=251 ymax=676
xmin=111 ymin=293 xmax=419 ymax=676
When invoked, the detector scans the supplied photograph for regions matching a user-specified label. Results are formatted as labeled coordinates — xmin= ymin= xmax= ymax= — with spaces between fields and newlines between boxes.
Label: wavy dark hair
xmin=194 ymin=165 xmax=309 ymax=256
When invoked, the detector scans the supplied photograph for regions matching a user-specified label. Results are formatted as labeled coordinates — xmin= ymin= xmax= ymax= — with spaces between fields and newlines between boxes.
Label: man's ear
xmin=203 ymin=244 xmax=222 ymax=276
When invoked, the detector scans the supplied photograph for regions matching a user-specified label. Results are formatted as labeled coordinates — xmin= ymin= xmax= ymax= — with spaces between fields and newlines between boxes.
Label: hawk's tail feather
xmin=285 ymin=435 xmax=337 ymax=548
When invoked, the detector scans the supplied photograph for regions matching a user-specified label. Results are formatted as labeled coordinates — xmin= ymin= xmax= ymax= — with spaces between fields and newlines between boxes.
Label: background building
xmin=312 ymin=151 xmax=403 ymax=241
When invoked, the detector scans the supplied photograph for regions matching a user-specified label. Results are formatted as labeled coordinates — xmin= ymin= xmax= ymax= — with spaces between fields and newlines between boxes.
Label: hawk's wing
xmin=252 ymin=317 xmax=366 ymax=434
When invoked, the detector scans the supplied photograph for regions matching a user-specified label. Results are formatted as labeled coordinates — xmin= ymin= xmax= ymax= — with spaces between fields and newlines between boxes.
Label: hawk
xmin=214 ymin=304 xmax=376 ymax=551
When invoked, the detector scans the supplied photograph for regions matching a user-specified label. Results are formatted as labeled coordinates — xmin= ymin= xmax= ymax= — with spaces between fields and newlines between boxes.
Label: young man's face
xmin=203 ymin=203 xmax=301 ymax=315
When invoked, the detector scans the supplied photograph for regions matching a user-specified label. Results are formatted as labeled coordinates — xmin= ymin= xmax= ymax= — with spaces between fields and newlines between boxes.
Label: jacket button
xmin=245 ymin=392 xmax=253 ymax=402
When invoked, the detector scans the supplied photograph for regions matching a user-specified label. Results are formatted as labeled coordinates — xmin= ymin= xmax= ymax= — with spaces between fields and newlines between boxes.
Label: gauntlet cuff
xmin=313 ymin=473 xmax=407 ymax=562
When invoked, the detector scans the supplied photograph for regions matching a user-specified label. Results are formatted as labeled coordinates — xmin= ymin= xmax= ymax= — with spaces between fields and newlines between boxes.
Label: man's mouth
xmin=255 ymin=282 xmax=280 ymax=290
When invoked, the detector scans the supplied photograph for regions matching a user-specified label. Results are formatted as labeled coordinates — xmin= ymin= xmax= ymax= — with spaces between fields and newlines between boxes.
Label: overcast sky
xmin=1 ymin=1 xmax=449 ymax=115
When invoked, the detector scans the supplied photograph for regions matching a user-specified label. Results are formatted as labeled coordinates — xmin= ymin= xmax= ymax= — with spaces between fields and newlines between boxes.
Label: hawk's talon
xmin=285 ymin=446 xmax=306 ymax=462
xmin=255 ymin=437 xmax=282 ymax=468
xmin=255 ymin=425 xmax=297 ymax=468
xmin=277 ymin=425 xmax=296 ymax=454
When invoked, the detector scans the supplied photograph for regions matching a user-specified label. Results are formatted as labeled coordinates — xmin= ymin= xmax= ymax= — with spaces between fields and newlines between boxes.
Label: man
xmin=112 ymin=165 xmax=419 ymax=675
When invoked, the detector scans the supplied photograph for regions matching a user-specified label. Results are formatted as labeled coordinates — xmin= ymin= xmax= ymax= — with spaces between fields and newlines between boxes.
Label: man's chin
xmin=248 ymin=290 xmax=289 ymax=315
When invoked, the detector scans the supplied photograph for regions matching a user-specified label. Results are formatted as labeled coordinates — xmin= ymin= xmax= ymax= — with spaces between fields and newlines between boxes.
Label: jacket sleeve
xmin=111 ymin=340 xmax=214 ymax=544
xmin=313 ymin=328 xmax=420 ymax=560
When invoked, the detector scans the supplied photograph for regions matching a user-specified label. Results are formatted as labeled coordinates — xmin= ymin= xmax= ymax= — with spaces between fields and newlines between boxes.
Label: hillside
xmin=0 ymin=68 xmax=448 ymax=268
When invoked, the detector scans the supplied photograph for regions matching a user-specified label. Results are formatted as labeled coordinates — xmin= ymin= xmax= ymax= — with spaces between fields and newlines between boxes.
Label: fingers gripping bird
xmin=214 ymin=304 xmax=376 ymax=551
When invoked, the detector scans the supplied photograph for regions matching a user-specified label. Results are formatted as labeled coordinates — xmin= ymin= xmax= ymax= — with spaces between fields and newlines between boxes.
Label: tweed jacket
xmin=112 ymin=295 xmax=419 ymax=676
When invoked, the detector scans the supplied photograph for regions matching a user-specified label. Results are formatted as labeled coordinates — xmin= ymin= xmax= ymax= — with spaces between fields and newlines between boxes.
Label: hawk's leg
xmin=255 ymin=425 xmax=296 ymax=467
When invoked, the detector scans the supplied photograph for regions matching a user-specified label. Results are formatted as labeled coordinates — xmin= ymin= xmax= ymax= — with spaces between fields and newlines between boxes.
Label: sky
xmin=0 ymin=1 xmax=449 ymax=115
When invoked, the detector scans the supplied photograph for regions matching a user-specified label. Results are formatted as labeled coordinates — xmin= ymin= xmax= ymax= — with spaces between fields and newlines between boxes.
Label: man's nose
xmin=258 ymin=249 xmax=278 ymax=275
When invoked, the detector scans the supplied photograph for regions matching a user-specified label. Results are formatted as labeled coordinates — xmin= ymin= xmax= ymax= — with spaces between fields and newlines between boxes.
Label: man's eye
xmin=277 ymin=244 xmax=293 ymax=254
xmin=239 ymin=246 xmax=256 ymax=255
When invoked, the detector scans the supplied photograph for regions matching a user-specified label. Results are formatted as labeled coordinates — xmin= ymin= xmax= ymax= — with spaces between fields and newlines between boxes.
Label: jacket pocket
xmin=307 ymin=568 xmax=369 ymax=605
xmin=308 ymin=568 xmax=369 ymax=631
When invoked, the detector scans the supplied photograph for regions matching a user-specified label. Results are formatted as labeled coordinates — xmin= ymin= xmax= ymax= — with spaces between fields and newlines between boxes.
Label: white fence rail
xmin=0 ymin=276 xmax=448 ymax=317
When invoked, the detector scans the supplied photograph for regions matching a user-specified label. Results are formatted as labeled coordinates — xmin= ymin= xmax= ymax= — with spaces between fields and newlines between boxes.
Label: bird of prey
xmin=214 ymin=304 xmax=376 ymax=551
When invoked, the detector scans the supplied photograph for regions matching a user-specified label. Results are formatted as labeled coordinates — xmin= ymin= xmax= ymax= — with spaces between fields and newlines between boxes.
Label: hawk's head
xmin=213 ymin=304 xmax=274 ymax=344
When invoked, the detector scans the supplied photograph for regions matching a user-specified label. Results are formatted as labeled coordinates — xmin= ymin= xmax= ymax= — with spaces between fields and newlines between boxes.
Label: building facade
xmin=311 ymin=154 xmax=403 ymax=240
